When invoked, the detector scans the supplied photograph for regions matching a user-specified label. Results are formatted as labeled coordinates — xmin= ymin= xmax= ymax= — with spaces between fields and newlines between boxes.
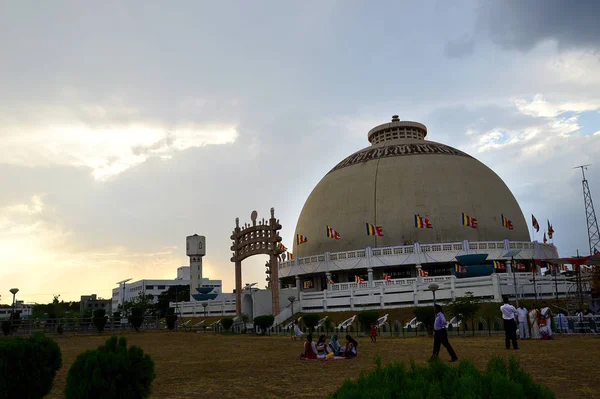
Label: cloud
xmin=0 ymin=100 xmax=238 ymax=180
xmin=476 ymin=0 xmax=600 ymax=52
xmin=515 ymin=94 xmax=600 ymax=117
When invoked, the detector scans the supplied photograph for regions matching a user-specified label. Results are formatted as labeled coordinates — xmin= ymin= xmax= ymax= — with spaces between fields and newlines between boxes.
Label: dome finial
xmin=392 ymin=115 xmax=400 ymax=122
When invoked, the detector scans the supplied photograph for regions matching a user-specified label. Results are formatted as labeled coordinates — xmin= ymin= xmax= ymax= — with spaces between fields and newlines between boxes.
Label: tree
xmin=92 ymin=309 xmax=107 ymax=333
xmin=414 ymin=307 xmax=435 ymax=335
xmin=165 ymin=308 xmax=177 ymax=331
xmin=358 ymin=311 xmax=380 ymax=333
xmin=302 ymin=313 xmax=320 ymax=333
xmin=446 ymin=291 xmax=481 ymax=335
xmin=155 ymin=285 xmax=190 ymax=318
xmin=128 ymin=307 xmax=144 ymax=332
xmin=240 ymin=313 xmax=249 ymax=333
xmin=253 ymin=315 xmax=275 ymax=335
xmin=221 ymin=318 xmax=234 ymax=332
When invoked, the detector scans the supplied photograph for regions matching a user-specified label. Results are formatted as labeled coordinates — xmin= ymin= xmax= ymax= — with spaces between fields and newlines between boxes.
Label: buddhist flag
xmin=516 ymin=263 xmax=526 ymax=271
xmin=462 ymin=213 xmax=478 ymax=229
xmin=296 ymin=234 xmax=308 ymax=245
xmin=501 ymin=214 xmax=514 ymax=230
xmin=547 ymin=220 xmax=554 ymax=239
xmin=366 ymin=223 xmax=384 ymax=236
xmin=493 ymin=261 xmax=506 ymax=270
xmin=414 ymin=215 xmax=433 ymax=229
xmin=532 ymin=215 xmax=540 ymax=232
xmin=287 ymin=252 xmax=294 ymax=260
xmin=418 ymin=269 xmax=429 ymax=277
xmin=326 ymin=225 xmax=341 ymax=240
xmin=278 ymin=242 xmax=287 ymax=252
xmin=383 ymin=273 xmax=392 ymax=282
xmin=354 ymin=275 xmax=365 ymax=284
xmin=455 ymin=265 xmax=466 ymax=274
xmin=543 ymin=232 xmax=547 ymax=244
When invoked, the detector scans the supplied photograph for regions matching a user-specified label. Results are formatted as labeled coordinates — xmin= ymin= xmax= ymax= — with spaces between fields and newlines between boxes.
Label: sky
xmin=1 ymin=0 xmax=600 ymax=304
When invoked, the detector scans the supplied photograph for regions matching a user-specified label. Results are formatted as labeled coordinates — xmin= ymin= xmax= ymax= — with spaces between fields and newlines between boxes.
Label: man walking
xmin=431 ymin=304 xmax=458 ymax=362
xmin=500 ymin=297 xmax=519 ymax=349
xmin=517 ymin=304 xmax=529 ymax=340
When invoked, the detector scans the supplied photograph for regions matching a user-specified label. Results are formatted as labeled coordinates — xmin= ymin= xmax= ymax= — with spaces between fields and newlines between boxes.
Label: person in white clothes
xmin=500 ymin=297 xmax=519 ymax=349
xmin=540 ymin=302 xmax=553 ymax=338
xmin=516 ymin=304 xmax=529 ymax=339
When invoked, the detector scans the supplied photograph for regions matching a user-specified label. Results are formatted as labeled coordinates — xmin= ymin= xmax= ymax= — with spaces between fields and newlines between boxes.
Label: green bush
xmin=128 ymin=307 xmax=144 ymax=332
xmin=65 ymin=336 xmax=155 ymax=399
xmin=253 ymin=315 xmax=275 ymax=335
xmin=92 ymin=308 xmax=107 ymax=333
xmin=357 ymin=311 xmax=379 ymax=332
xmin=165 ymin=308 xmax=177 ymax=331
xmin=57 ymin=324 xmax=64 ymax=335
xmin=221 ymin=317 xmax=234 ymax=332
xmin=1 ymin=321 xmax=10 ymax=336
xmin=0 ymin=333 xmax=63 ymax=399
xmin=302 ymin=313 xmax=320 ymax=333
xmin=414 ymin=306 xmax=435 ymax=335
xmin=328 ymin=355 xmax=555 ymax=399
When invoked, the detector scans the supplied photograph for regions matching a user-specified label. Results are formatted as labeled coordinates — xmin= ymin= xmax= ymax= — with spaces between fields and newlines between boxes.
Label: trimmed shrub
xmin=357 ymin=311 xmax=379 ymax=332
xmin=414 ymin=306 xmax=435 ymax=335
xmin=57 ymin=324 xmax=64 ymax=335
xmin=1 ymin=321 xmax=10 ymax=336
xmin=165 ymin=308 xmax=177 ymax=331
xmin=253 ymin=315 xmax=275 ymax=335
xmin=92 ymin=308 xmax=107 ymax=333
xmin=221 ymin=317 xmax=234 ymax=332
xmin=302 ymin=313 xmax=320 ymax=333
xmin=65 ymin=336 xmax=155 ymax=399
xmin=328 ymin=355 xmax=555 ymax=399
xmin=128 ymin=307 xmax=144 ymax=332
xmin=0 ymin=333 xmax=63 ymax=399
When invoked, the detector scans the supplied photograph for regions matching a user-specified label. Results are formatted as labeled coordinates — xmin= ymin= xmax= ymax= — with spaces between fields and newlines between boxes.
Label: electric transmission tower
xmin=574 ymin=165 xmax=600 ymax=255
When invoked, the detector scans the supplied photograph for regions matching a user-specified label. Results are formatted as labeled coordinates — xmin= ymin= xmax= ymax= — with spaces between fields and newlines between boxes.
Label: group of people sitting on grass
xmin=301 ymin=334 xmax=358 ymax=360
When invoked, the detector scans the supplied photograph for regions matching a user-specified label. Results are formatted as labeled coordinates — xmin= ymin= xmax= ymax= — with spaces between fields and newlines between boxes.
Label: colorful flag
xmin=516 ymin=263 xmax=526 ymax=271
xmin=462 ymin=213 xmax=478 ymax=229
xmin=501 ymin=214 xmax=514 ymax=230
xmin=547 ymin=220 xmax=554 ymax=239
xmin=414 ymin=215 xmax=433 ymax=229
xmin=287 ymin=252 xmax=294 ymax=260
xmin=594 ymin=248 xmax=599 ymax=256
xmin=560 ymin=264 xmax=567 ymax=272
xmin=493 ymin=261 xmax=506 ymax=270
xmin=326 ymin=225 xmax=341 ymax=240
xmin=543 ymin=232 xmax=547 ymax=244
xmin=383 ymin=273 xmax=392 ymax=282
xmin=418 ymin=269 xmax=429 ymax=277
xmin=455 ymin=265 xmax=467 ymax=274
xmin=366 ymin=223 xmax=384 ymax=236
xmin=532 ymin=215 xmax=539 ymax=232
xmin=354 ymin=275 xmax=365 ymax=284
xmin=296 ymin=234 xmax=308 ymax=245
xmin=278 ymin=242 xmax=287 ymax=252
xmin=327 ymin=277 xmax=334 ymax=285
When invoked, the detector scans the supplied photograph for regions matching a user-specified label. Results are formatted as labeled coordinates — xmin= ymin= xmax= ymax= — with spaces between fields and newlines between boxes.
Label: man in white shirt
xmin=516 ymin=304 xmax=529 ymax=340
xmin=540 ymin=302 xmax=553 ymax=338
xmin=500 ymin=296 xmax=519 ymax=349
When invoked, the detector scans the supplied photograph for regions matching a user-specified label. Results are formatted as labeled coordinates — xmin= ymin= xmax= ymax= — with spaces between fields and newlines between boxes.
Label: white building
xmin=0 ymin=300 xmax=33 ymax=320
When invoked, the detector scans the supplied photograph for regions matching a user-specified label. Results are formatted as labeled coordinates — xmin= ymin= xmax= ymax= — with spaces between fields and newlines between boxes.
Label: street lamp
xmin=202 ymin=302 xmax=208 ymax=317
xmin=428 ymin=283 xmax=439 ymax=305
xmin=9 ymin=288 xmax=19 ymax=334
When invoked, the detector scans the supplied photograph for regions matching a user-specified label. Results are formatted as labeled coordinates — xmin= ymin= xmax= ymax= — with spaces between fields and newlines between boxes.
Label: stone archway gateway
xmin=230 ymin=208 xmax=283 ymax=316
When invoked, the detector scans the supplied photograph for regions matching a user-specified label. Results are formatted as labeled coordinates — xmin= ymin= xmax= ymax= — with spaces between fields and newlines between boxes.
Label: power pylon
xmin=574 ymin=165 xmax=600 ymax=255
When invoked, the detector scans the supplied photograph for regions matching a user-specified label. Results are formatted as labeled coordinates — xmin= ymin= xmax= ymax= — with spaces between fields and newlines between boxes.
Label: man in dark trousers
xmin=500 ymin=296 xmax=519 ymax=349
xmin=431 ymin=304 xmax=458 ymax=362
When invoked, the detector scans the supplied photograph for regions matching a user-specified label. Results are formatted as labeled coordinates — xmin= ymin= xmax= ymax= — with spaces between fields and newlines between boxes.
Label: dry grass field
xmin=46 ymin=332 xmax=600 ymax=399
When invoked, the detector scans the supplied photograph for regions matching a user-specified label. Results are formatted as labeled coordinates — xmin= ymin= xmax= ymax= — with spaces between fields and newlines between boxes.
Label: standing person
xmin=500 ymin=297 xmax=519 ymax=349
xmin=517 ymin=304 xmax=529 ymax=340
xmin=369 ymin=322 xmax=377 ymax=343
xmin=431 ymin=304 xmax=458 ymax=362
xmin=293 ymin=320 xmax=303 ymax=341
xmin=540 ymin=302 xmax=553 ymax=339
xmin=528 ymin=304 xmax=541 ymax=339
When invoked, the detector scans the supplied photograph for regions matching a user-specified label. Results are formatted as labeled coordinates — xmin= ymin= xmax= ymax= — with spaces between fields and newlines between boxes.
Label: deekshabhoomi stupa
xmin=276 ymin=116 xmax=565 ymax=313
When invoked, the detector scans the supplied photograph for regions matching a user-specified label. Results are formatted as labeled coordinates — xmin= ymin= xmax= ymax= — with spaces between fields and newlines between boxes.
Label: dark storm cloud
xmin=477 ymin=0 xmax=600 ymax=52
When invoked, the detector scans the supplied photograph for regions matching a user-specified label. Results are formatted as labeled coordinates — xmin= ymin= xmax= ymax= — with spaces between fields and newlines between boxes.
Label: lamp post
xmin=428 ymin=283 xmax=439 ymax=305
xmin=202 ymin=302 xmax=208 ymax=318
xmin=9 ymin=288 xmax=19 ymax=334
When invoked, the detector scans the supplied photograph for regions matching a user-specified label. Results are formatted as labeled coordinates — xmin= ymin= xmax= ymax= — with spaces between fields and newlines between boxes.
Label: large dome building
xmin=294 ymin=116 xmax=529 ymax=258
xmin=277 ymin=116 xmax=564 ymax=313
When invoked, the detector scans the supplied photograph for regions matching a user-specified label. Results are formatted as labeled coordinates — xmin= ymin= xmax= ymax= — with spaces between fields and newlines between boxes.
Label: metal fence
xmin=5 ymin=316 xmax=160 ymax=336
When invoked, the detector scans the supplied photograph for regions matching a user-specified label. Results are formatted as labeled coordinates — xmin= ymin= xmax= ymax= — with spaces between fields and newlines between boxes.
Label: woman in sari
xmin=329 ymin=335 xmax=343 ymax=356
xmin=302 ymin=334 xmax=317 ymax=359
xmin=528 ymin=304 xmax=541 ymax=339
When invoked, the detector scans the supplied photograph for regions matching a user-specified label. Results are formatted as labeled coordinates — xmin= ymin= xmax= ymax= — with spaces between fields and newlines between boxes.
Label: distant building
xmin=80 ymin=294 xmax=112 ymax=316
xmin=0 ymin=301 xmax=33 ymax=320
xmin=176 ymin=266 xmax=190 ymax=280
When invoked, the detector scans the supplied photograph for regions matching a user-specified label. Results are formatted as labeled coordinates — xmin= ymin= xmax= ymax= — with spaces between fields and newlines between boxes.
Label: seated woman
xmin=329 ymin=335 xmax=344 ymax=356
xmin=344 ymin=335 xmax=358 ymax=358
xmin=302 ymin=334 xmax=317 ymax=359
xmin=315 ymin=335 xmax=329 ymax=359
